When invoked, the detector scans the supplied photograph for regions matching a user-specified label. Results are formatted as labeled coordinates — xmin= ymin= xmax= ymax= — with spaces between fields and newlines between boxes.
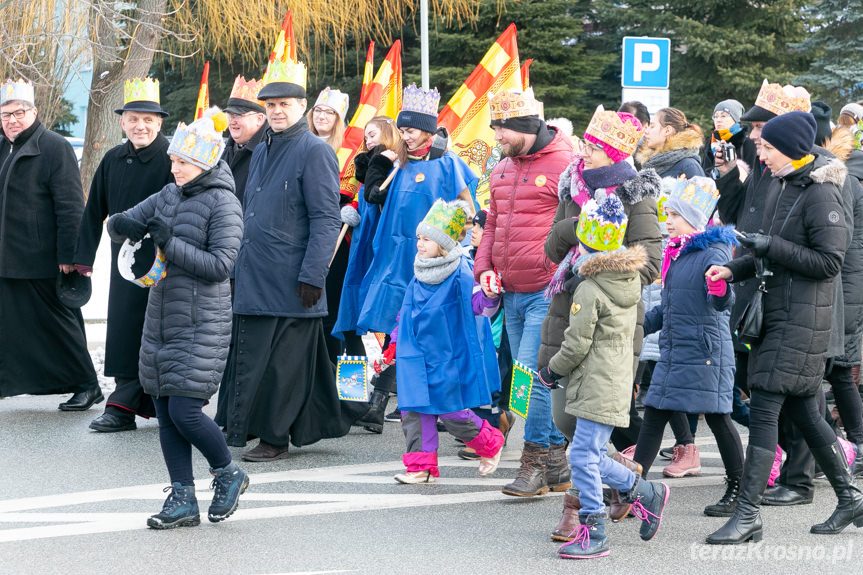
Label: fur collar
xmin=635 ymin=129 xmax=704 ymax=166
xmin=557 ymin=164 xmax=661 ymax=205
xmin=679 ymin=226 xmax=738 ymax=257
xmin=810 ymin=157 xmax=848 ymax=187
xmin=578 ymin=244 xmax=647 ymax=278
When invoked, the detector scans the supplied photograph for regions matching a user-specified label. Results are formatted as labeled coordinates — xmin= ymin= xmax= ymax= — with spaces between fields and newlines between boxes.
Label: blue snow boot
xmin=558 ymin=513 xmax=610 ymax=559
xmin=147 ymin=482 xmax=200 ymax=529
xmin=622 ymin=475 xmax=670 ymax=541
xmin=208 ymin=461 xmax=250 ymax=522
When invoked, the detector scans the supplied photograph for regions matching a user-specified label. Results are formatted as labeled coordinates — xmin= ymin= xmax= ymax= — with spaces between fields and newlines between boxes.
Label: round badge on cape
xmin=535 ymin=174 xmax=547 ymax=187
xmin=415 ymin=173 xmax=426 ymax=183
xmin=118 ymin=235 xmax=166 ymax=288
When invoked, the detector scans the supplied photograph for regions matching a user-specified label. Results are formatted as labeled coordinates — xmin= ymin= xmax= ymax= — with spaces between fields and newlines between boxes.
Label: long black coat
xmin=74 ymin=136 xmax=173 ymax=378
xmin=223 ymin=123 xmax=268 ymax=207
xmin=727 ymin=155 xmax=848 ymax=396
xmin=0 ymin=120 xmax=83 ymax=278
xmin=836 ymin=149 xmax=863 ymax=367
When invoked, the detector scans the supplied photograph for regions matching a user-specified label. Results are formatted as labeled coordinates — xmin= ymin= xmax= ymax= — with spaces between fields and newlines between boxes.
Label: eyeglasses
xmin=0 ymin=108 xmax=31 ymax=121
xmin=712 ymin=112 xmax=732 ymax=121
xmin=312 ymin=107 xmax=337 ymax=117
xmin=226 ymin=111 xmax=257 ymax=120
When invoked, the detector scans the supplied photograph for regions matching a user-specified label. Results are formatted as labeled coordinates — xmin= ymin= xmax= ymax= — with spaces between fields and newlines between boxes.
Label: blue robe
xmin=396 ymin=257 xmax=500 ymax=414
xmin=355 ymin=151 xmax=478 ymax=334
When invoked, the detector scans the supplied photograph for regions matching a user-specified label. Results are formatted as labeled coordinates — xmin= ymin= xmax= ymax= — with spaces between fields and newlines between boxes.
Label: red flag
xmin=359 ymin=42 xmax=375 ymax=102
xmin=520 ymin=58 xmax=533 ymax=90
xmin=194 ymin=61 xmax=210 ymax=120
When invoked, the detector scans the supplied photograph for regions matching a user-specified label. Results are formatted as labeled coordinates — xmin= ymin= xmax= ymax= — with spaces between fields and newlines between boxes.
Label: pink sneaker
xmin=837 ymin=436 xmax=857 ymax=469
xmin=619 ymin=445 xmax=636 ymax=460
xmin=767 ymin=446 xmax=783 ymax=487
xmin=662 ymin=444 xmax=701 ymax=478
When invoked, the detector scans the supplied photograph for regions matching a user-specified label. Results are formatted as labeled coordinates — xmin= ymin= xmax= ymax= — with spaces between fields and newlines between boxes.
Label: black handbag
xmin=736 ymin=278 xmax=766 ymax=345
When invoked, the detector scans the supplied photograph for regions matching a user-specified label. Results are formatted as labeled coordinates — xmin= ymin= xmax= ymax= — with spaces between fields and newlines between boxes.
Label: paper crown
xmin=229 ymin=76 xmax=264 ymax=107
xmin=584 ymin=106 xmax=643 ymax=158
xmin=1 ymin=79 xmax=35 ymax=106
xmin=577 ymin=192 xmax=628 ymax=252
xmin=488 ymin=88 xmax=539 ymax=120
xmin=314 ymin=87 xmax=349 ymax=121
xmin=754 ymin=80 xmax=811 ymax=116
xmin=402 ymin=83 xmax=440 ymax=117
xmin=123 ymin=78 xmax=160 ymax=105
xmin=416 ymin=199 xmax=470 ymax=251
xmin=118 ymin=239 xmax=167 ymax=288
xmin=262 ymin=58 xmax=307 ymax=90
xmin=666 ymin=175 xmax=720 ymax=228
xmin=168 ymin=108 xmax=228 ymax=170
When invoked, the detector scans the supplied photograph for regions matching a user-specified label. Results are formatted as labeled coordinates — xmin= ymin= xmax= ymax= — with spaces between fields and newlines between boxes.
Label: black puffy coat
xmin=107 ymin=161 xmax=243 ymax=400
xmin=835 ymin=147 xmax=863 ymax=366
xmin=702 ymin=126 xmax=758 ymax=177
xmin=223 ymin=123 xmax=267 ymax=207
xmin=727 ymin=155 xmax=848 ymax=396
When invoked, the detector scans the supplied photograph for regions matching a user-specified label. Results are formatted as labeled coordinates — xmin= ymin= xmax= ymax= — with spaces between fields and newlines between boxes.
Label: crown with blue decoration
xmin=1 ymin=78 xmax=34 ymax=106
xmin=664 ymin=175 xmax=720 ymax=230
xmin=577 ymin=192 xmax=628 ymax=252
xmin=168 ymin=107 xmax=229 ymax=170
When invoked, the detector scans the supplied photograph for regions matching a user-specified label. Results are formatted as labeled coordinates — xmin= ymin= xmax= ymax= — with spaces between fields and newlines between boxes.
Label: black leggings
xmin=748 ymin=389 xmax=836 ymax=453
xmin=825 ymin=364 xmax=863 ymax=444
xmin=633 ymin=406 xmax=744 ymax=478
xmin=154 ymin=396 xmax=232 ymax=486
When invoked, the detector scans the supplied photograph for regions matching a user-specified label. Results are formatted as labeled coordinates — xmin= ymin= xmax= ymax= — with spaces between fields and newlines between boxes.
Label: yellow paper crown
xmin=123 ymin=78 xmax=160 ymax=105
xmin=229 ymin=76 xmax=265 ymax=107
xmin=488 ymin=88 xmax=539 ymax=121
xmin=262 ymin=58 xmax=307 ymax=90
xmin=1 ymin=78 xmax=35 ymax=106
xmin=584 ymin=105 xmax=642 ymax=157
xmin=314 ymin=87 xmax=349 ymax=121
xmin=754 ymin=80 xmax=811 ymax=116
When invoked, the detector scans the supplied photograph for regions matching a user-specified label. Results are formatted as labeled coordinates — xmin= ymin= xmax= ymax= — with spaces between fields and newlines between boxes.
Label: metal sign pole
xmin=421 ymin=0 xmax=430 ymax=90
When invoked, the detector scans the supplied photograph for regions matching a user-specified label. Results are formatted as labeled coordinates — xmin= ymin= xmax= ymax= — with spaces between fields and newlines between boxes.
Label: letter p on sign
xmin=622 ymin=37 xmax=670 ymax=89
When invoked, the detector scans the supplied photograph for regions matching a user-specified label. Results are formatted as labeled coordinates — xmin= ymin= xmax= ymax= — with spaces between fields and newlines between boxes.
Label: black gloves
xmin=738 ymin=232 xmax=772 ymax=257
xmin=297 ymin=282 xmax=323 ymax=308
xmin=147 ymin=218 xmax=172 ymax=249
xmin=364 ymin=154 xmax=396 ymax=205
xmin=112 ymin=215 xmax=147 ymax=243
xmin=538 ymin=366 xmax=563 ymax=389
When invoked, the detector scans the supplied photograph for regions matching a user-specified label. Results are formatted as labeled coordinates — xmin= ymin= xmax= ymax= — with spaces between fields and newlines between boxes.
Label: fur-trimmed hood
xmin=557 ymin=163 xmax=662 ymax=205
xmin=579 ymin=244 xmax=646 ymax=308
xmin=679 ymin=226 xmax=738 ymax=257
xmin=635 ymin=129 xmax=704 ymax=166
xmin=810 ymin=157 xmax=849 ymax=187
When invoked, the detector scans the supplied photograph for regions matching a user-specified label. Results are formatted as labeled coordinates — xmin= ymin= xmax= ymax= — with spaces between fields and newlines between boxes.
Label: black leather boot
xmin=809 ymin=441 xmax=863 ymax=534
xmin=855 ymin=443 xmax=863 ymax=478
xmin=704 ymin=476 xmax=741 ymax=517
xmin=357 ymin=388 xmax=389 ymax=434
xmin=706 ymin=445 xmax=775 ymax=544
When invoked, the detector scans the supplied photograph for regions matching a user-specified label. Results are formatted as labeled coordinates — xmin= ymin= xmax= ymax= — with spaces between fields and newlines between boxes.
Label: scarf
xmin=568 ymin=157 xmax=637 ymax=206
xmin=661 ymin=233 xmax=694 ymax=286
xmin=414 ymin=245 xmax=463 ymax=285
xmin=544 ymin=246 xmax=625 ymax=299
xmin=408 ymin=140 xmax=433 ymax=161
xmin=641 ymin=147 xmax=700 ymax=176
xmin=713 ymin=123 xmax=743 ymax=144
xmin=773 ymin=154 xmax=815 ymax=178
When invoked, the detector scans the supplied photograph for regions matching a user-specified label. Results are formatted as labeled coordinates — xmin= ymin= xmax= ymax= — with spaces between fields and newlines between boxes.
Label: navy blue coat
xmin=643 ymin=226 xmax=737 ymax=414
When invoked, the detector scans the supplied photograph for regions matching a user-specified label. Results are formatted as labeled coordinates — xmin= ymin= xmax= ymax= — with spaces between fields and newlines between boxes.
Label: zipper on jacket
xmin=191 ymin=284 xmax=198 ymax=324
xmin=504 ymin=159 xmax=522 ymax=269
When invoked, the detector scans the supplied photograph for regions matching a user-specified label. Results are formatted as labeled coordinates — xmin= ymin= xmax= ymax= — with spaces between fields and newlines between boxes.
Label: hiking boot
xmin=546 ymin=442 xmax=572 ymax=492
xmin=208 ymin=461 xmax=250 ymax=522
xmin=358 ymin=388 xmax=389 ymax=433
xmin=551 ymin=492 xmax=582 ymax=541
xmin=502 ymin=441 xmax=548 ymax=497
xmin=663 ymin=443 xmax=701 ymax=478
xmin=622 ymin=475 xmax=670 ymax=541
xmin=147 ymin=483 xmax=200 ymax=529
xmin=609 ymin=451 xmax=642 ymax=522
xmin=704 ymin=476 xmax=741 ymax=517
xmin=558 ymin=513 xmax=610 ymax=559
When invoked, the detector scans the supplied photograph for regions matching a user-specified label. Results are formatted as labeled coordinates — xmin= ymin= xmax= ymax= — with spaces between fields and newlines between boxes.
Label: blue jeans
xmin=503 ymin=291 xmax=566 ymax=447
xmin=570 ymin=418 xmax=637 ymax=515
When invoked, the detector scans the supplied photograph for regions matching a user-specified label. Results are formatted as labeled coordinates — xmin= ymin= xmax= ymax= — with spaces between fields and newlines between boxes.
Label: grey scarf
xmin=642 ymin=147 xmax=699 ymax=175
xmin=413 ymin=245 xmax=463 ymax=285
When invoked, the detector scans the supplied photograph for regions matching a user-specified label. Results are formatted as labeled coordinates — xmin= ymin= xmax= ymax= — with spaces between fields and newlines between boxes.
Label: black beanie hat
xmin=760 ymin=111 xmax=817 ymax=160
xmin=740 ymin=105 xmax=776 ymax=123
xmin=396 ymin=110 xmax=437 ymax=134
xmin=490 ymin=115 xmax=542 ymax=134
xmin=810 ymin=101 xmax=833 ymax=146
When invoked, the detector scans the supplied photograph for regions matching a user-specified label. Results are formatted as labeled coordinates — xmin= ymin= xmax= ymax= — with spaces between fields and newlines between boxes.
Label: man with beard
xmin=474 ymin=88 xmax=574 ymax=497
xmin=75 ymin=77 xmax=173 ymax=431
xmin=0 ymin=79 xmax=101 ymax=408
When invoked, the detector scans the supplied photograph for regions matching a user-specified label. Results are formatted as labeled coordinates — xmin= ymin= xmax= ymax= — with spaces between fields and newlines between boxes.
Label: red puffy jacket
xmin=474 ymin=127 xmax=573 ymax=292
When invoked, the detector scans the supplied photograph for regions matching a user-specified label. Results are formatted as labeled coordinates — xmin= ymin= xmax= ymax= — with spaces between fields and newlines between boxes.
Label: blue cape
xmin=396 ymin=257 xmax=499 ymax=414
xmin=355 ymin=151 xmax=478 ymax=334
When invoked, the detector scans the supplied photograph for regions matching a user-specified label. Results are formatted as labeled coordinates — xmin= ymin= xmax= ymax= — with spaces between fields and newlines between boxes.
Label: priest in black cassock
xmin=0 ymin=79 xmax=101 ymax=409
xmin=74 ymin=78 xmax=172 ymax=432
xmin=222 ymin=75 xmax=268 ymax=206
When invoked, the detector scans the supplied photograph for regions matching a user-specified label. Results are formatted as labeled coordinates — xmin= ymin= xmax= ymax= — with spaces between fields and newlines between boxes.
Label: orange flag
xmin=359 ymin=41 xmax=375 ymax=103
xmin=336 ymin=40 xmax=403 ymax=201
xmin=194 ymin=61 xmax=210 ymax=120
xmin=437 ymin=24 xmax=521 ymax=209
xmin=520 ymin=59 xmax=533 ymax=90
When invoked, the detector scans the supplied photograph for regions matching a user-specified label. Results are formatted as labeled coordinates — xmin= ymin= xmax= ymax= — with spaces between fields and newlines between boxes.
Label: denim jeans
xmin=570 ymin=418 xmax=637 ymax=515
xmin=503 ymin=291 xmax=566 ymax=447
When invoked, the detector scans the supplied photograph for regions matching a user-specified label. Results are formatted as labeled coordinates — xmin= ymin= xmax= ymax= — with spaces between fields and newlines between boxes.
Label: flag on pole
xmin=266 ymin=10 xmax=298 ymax=77
xmin=520 ymin=59 xmax=533 ymax=90
xmin=359 ymin=41 xmax=375 ymax=103
xmin=437 ymin=24 xmax=521 ymax=209
xmin=194 ymin=61 xmax=210 ymax=120
xmin=336 ymin=40 xmax=403 ymax=201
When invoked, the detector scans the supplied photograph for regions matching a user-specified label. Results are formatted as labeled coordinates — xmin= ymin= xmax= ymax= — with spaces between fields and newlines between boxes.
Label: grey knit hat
xmin=714 ymin=99 xmax=745 ymax=124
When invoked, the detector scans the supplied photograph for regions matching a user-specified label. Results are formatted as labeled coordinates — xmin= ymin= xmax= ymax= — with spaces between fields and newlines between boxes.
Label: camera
xmin=716 ymin=142 xmax=736 ymax=163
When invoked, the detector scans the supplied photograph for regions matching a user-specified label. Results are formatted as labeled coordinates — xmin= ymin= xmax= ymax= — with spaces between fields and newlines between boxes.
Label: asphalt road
xmin=1 ymin=390 xmax=860 ymax=575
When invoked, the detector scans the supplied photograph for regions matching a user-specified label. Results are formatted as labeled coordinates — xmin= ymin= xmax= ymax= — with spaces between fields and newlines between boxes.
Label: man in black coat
xmin=222 ymin=76 xmax=268 ymax=206
xmin=74 ymin=78 xmax=173 ymax=432
xmin=0 ymin=79 xmax=101 ymax=409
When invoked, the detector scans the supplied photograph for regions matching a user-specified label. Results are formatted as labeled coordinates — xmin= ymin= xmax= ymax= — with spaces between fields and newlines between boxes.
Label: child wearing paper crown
xmin=389 ymin=199 xmax=504 ymax=484
xmin=627 ymin=176 xmax=744 ymax=518
xmin=537 ymin=193 xmax=669 ymax=559
xmin=107 ymin=108 xmax=249 ymax=529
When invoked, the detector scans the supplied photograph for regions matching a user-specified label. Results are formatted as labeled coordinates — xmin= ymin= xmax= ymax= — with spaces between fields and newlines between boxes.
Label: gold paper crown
xmin=168 ymin=110 xmax=226 ymax=170
xmin=488 ymin=88 xmax=539 ymax=121
xmin=314 ymin=87 xmax=350 ymax=120
xmin=123 ymin=78 xmax=160 ymax=105
xmin=229 ymin=76 xmax=264 ymax=106
xmin=1 ymin=78 xmax=35 ymax=106
xmin=584 ymin=105 xmax=642 ymax=157
xmin=262 ymin=58 xmax=307 ymax=90
xmin=754 ymin=80 xmax=811 ymax=116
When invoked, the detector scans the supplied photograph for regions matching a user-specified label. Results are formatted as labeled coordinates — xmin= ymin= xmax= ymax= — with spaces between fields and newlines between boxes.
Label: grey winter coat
xmin=107 ymin=161 xmax=243 ymax=400
xmin=639 ymin=280 xmax=662 ymax=362
xmin=835 ymin=146 xmax=863 ymax=366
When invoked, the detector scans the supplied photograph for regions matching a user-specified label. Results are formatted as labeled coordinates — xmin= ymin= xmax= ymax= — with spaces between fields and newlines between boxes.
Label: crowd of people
xmin=2 ymin=63 xmax=863 ymax=556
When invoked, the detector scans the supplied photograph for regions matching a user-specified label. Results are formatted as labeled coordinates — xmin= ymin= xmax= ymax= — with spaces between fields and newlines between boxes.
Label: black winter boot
xmin=358 ymin=388 xmax=389 ymax=434
xmin=546 ymin=442 xmax=572 ymax=492
xmin=706 ymin=445 xmax=774 ymax=544
xmin=809 ymin=441 xmax=863 ymax=534
xmin=502 ymin=441 xmax=549 ymax=497
xmin=147 ymin=483 xmax=200 ymax=529
xmin=704 ymin=476 xmax=741 ymax=517
xmin=855 ymin=443 xmax=863 ymax=477
xmin=621 ymin=475 xmax=670 ymax=541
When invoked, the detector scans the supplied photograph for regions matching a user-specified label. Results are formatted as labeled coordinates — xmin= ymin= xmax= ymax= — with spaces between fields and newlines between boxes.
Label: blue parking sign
xmin=622 ymin=37 xmax=671 ymax=89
